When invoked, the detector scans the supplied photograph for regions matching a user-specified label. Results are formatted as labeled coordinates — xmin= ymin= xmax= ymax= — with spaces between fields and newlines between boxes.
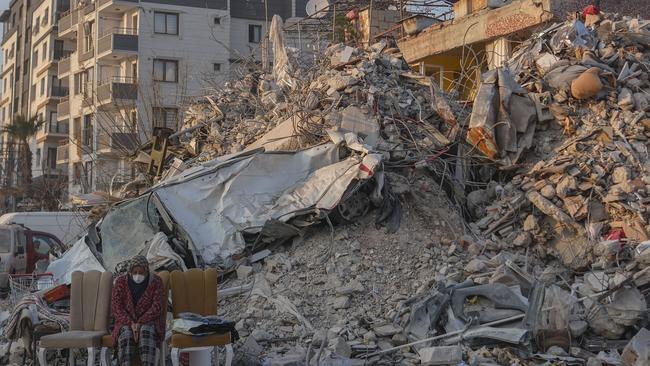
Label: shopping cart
xmin=8 ymin=273 xmax=56 ymax=306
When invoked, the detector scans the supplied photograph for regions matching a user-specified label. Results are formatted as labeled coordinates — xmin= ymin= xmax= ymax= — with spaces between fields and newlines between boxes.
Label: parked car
xmin=0 ymin=224 xmax=65 ymax=293
xmin=0 ymin=211 xmax=89 ymax=246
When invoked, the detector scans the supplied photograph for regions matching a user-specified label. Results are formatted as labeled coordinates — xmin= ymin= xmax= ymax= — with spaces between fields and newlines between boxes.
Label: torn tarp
xmin=47 ymin=237 xmax=104 ymax=284
xmin=466 ymin=67 xmax=538 ymax=166
xmin=150 ymin=141 xmax=382 ymax=267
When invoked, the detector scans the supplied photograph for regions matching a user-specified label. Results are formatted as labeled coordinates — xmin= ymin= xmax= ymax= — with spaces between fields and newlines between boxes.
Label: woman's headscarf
xmin=127 ymin=255 xmax=150 ymax=306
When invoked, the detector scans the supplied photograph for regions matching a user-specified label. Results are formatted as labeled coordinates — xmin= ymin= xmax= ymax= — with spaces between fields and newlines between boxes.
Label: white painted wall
xmin=137 ymin=1 xmax=230 ymax=126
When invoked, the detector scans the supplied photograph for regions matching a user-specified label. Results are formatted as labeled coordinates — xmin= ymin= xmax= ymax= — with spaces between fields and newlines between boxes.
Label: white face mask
xmin=132 ymin=274 xmax=146 ymax=284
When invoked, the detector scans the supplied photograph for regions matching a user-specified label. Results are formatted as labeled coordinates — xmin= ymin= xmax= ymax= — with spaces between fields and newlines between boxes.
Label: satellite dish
xmin=306 ymin=0 xmax=330 ymax=18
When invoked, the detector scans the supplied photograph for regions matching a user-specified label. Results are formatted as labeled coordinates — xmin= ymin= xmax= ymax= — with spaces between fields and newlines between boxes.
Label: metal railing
xmin=53 ymin=49 xmax=74 ymax=60
xmin=97 ymin=131 xmax=139 ymax=152
xmin=51 ymin=86 xmax=69 ymax=98
xmin=99 ymin=27 xmax=138 ymax=38
xmin=97 ymin=76 xmax=137 ymax=86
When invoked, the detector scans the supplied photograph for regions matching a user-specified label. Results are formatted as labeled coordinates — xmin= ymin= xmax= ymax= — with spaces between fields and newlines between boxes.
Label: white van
xmin=0 ymin=211 xmax=89 ymax=246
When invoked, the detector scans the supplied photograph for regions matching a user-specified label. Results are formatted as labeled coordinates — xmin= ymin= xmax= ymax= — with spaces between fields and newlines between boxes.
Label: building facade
xmin=1 ymin=0 xmax=314 ymax=204
xmin=54 ymin=0 xmax=229 ymax=196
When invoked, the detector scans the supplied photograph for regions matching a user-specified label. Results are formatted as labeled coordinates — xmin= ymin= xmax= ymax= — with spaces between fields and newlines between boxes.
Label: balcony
xmin=36 ymin=121 xmax=69 ymax=142
xmin=57 ymin=54 xmax=73 ymax=76
xmin=57 ymin=9 xmax=79 ymax=39
xmin=96 ymin=77 xmax=138 ymax=105
xmin=98 ymin=0 xmax=138 ymax=14
xmin=97 ymin=131 xmax=139 ymax=155
xmin=56 ymin=143 xmax=70 ymax=164
xmin=79 ymin=48 xmax=95 ymax=63
xmin=54 ymin=49 xmax=74 ymax=61
xmin=57 ymin=96 xmax=70 ymax=120
xmin=97 ymin=28 xmax=138 ymax=61
xmin=51 ymin=86 xmax=70 ymax=98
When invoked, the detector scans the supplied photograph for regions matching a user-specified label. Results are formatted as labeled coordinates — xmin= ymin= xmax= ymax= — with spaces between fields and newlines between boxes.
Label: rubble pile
xmin=179 ymin=41 xmax=463 ymax=167
xmin=470 ymin=15 xmax=650 ymax=267
xmin=4 ymin=10 xmax=650 ymax=366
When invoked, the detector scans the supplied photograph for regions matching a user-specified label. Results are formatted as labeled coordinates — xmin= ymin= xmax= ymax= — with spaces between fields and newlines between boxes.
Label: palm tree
xmin=2 ymin=114 xmax=43 ymax=192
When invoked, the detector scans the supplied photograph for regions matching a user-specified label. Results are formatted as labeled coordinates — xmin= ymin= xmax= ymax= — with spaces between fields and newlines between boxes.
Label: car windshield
xmin=0 ymin=229 xmax=11 ymax=253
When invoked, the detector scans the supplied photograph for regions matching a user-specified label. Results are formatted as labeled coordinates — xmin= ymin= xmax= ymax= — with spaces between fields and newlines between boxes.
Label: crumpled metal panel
xmin=153 ymin=143 xmax=380 ymax=267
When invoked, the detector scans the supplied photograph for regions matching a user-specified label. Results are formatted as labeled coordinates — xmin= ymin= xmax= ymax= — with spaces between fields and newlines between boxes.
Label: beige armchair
xmin=169 ymin=268 xmax=233 ymax=366
xmin=37 ymin=270 xmax=113 ymax=366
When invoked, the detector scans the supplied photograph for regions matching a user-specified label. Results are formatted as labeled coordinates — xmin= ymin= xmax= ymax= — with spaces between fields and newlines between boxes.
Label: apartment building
xmin=54 ymin=0 xmax=229 ymax=195
xmin=29 ymin=0 xmax=71 ymax=183
xmin=0 ymin=0 xmax=313 ymax=204
xmin=0 ymin=0 xmax=40 ymax=190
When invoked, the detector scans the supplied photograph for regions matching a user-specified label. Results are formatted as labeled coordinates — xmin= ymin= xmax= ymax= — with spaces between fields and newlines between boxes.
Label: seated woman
xmin=110 ymin=255 xmax=165 ymax=366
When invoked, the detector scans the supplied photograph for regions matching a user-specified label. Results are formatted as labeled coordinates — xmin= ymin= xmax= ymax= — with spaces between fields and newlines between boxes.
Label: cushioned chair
xmin=169 ymin=268 xmax=233 ymax=366
xmin=100 ymin=271 xmax=170 ymax=366
xmin=37 ymin=270 xmax=113 ymax=366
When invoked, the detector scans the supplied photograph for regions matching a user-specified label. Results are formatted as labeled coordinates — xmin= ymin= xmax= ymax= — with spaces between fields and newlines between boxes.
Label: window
xmin=43 ymin=8 xmax=49 ymax=25
xmin=213 ymin=63 xmax=221 ymax=72
xmin=33 ymin=235 xmax=56 ymax=255
xmin=74 ymin=72 xmax=82 ymax=95
xmin=83 ymin=114 xmax=93 ymax=148
xmin=249 ymin=24 xmax=262 ymax=43
xmin=153 ymin=59 xmax=178 ymax=83
xmin=0 ymin=229 xmax=11 ymax=253
xmin=154 ymin=12 xmax=178 ymax=35
xmin=84 ymin=161 xmax=93 ymax=191
xmin=42 ymin=42 xmax=47 ymax=61
xmin=35 ymin=148 xmax=41 ymax=167
xmin=35 ymin=16 xmax=40 ymax=30
xmin=84 ymin=21 xmax=94 ymax=52
xmin=73 ymin=162 xmax=82 ymax=184
xmin=49 ymin=111 xmax=58 ymax=132
xmin=74 ymin=69 xmax=92 ymax=96
xmin=213 ymin=16 xmax=221 ymax=25
xmin=33 ymin=50 xmax=38 ymax=67
xmin=152 ymin=107 xmax=178 ymax=129
xmin=47 ymin=147 xmax=56 ymax=169
xmin=40 ymin=78 xmax=45 ymax=96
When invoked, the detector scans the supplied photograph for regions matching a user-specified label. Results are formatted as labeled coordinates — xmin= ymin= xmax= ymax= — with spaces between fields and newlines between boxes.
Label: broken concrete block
xmin=340 ymin=105 xmax=380 ymax=147
xmin=332 ymin=296 xmax=351 ymax=309
xmin=373 ymin=324 xmax=403 ymax=337
xmin=569 ymin=320 xmax=589 ymax=337
xmin=585 ymin=271 xmax=609 ymax=292
xmin=331 ymin=337 xmax=352 ymax=358
xmin=541 ymin=184 xmax=556 ymax=199
xmin=465 ymin=259 xmax=487 ymax=273
xmin=418 ymin=345 xmax=463 ymax=365
xmin=621 ymin=328 xmax=650 ymax=366
xmin=336 ymin=280 xmax=364 ymax=295
xmin=523 ymin=215 xmax=539 ymax=232
xmin=619 ymin=88 xmax=635 ymax=110
xmin=606 ymin=287 xmax=647 ymax=327
xmin=612 ymin=166 xmax=631 ymax=184
xmin=237 ymin=265 xmax=253 ymax=279
xmin=513 ymin=232 xmax=532 ymax=247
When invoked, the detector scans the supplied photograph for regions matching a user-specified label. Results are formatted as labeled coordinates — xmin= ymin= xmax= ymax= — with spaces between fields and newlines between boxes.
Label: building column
xmin=485 ymin=37 xmax=512 ymax=70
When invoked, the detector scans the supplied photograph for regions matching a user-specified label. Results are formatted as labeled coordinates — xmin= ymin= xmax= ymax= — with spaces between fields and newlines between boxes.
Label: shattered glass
xmin=98 ymin=196 xmax=161 ymax=272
